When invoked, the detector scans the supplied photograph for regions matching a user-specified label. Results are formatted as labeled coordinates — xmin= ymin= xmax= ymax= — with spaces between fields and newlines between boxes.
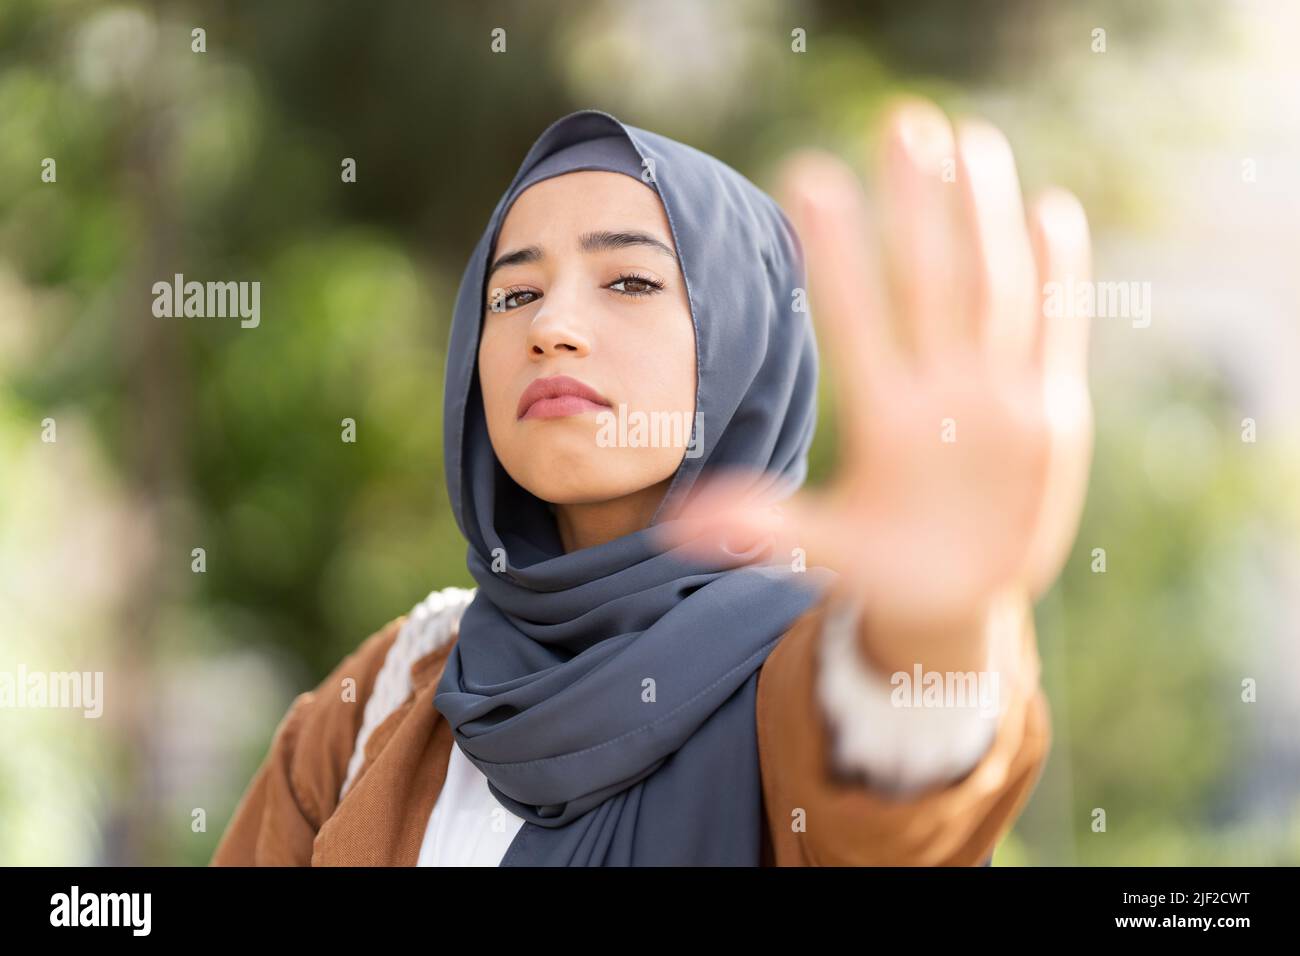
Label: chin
xmin=512 ymin=465 xmax=631 ymax=505
xmin=505 ymin=460 xmax=665 ymax=508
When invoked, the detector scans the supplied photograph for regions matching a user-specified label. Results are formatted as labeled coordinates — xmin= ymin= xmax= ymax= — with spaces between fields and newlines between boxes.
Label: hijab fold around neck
xmin=433 ymin=108 xmax=837 ymax=865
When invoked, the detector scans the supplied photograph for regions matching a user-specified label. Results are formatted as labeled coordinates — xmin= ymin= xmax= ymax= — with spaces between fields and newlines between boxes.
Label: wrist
xmin=849 ymin=586 xmax=1025 ymax=679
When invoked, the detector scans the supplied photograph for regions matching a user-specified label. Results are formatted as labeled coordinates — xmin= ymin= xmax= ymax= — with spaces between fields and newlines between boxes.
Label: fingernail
xmin=895 ymin=105 xmax=951 ymax=170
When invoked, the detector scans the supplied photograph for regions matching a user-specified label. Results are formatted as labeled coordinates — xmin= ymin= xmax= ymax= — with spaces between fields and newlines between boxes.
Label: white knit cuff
xmin=814 ymin=593 xmax=1015 ymax=797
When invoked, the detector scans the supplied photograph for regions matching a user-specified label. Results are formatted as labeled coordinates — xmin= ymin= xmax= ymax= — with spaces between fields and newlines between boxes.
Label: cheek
xmin=476 ymin=333 xmax=524 ymax=470
xmin=622 ymin=309 xmax=696 ymax=415
xmin=477 ymin=330 xmax=514 ymax=418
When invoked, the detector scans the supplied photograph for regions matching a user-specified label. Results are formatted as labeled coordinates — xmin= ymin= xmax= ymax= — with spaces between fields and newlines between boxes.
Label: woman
xmin=211 ymin=98 xmax=1091 ymax=866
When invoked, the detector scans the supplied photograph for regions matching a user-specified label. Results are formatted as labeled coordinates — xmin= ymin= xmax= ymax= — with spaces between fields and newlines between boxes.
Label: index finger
xmin=777 ymin=150 xmax=906 ymax=421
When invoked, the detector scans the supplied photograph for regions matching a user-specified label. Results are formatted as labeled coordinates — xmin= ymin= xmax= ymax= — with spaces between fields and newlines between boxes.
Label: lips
xmin=516 ymin=374 xmax=612 ymax=421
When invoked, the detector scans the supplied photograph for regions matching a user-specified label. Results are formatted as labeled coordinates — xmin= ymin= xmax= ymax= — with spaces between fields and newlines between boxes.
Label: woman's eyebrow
xmin=579 ymin=230 xmax=678 ymax=262
xmin=487 ymin=245 xmax=543 ymax=281
xmin=487 ymin=229 xmax=678 ymax=281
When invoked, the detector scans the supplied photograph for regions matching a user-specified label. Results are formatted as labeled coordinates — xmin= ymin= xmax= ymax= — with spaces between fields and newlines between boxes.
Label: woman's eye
xmin=490 ymin=288 xmax=539 ymax=311
xmin=608 ymin=275 xmax=664 ymax=297
xmin=506 ymin=290 xmax=539 ymax=308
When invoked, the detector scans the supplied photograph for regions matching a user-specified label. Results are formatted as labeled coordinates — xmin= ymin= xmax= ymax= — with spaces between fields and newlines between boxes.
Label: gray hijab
xmin=433 ymin=108 xmax=836 ymax=865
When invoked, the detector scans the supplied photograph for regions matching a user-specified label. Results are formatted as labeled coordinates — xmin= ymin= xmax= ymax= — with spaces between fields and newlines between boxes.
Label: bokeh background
xmin=2 ymin=0 xmax=1298 ymax=865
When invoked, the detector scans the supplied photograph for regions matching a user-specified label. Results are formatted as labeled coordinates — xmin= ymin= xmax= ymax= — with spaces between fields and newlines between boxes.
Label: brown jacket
xmin=210 ymin=592 xmax=1051 ymax=866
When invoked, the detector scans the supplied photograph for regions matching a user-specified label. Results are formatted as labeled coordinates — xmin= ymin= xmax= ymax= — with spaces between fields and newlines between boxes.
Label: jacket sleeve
xmin=814 ymin=593 xmax=1009 ymax=796
xmin=755 ymin=593 xmax=1052 ymax=866
xmin=209 ymin=617 xmax=405 ymax=866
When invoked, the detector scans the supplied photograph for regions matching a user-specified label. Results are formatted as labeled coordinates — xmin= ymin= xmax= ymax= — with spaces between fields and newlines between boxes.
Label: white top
xmin=405 ymin=589 xmax=1016 ymax=867
xmin=416 ymin=740 xmax=526 ymax=866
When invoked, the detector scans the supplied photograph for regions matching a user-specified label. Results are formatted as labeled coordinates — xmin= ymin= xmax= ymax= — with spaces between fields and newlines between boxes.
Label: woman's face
xmin=478 ymin=170 xmax=697 ymax=506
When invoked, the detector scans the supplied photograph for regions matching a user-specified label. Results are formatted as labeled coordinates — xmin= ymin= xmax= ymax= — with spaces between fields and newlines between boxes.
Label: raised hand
xmin=657 ymin=99 xmax=1093 ymax=668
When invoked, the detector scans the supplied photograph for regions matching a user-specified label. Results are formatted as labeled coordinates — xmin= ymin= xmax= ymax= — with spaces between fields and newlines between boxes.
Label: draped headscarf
xmin=433 ymin=108 xmax=836 ymax=865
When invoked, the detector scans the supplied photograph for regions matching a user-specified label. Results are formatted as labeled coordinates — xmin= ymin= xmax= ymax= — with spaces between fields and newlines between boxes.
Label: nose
xmin=525 ymin=293 xmax=592 ymax=358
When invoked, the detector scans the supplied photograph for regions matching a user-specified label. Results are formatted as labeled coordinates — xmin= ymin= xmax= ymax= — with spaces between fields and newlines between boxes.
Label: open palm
xmin=659 ymin=99 xmax=1094 ymax=632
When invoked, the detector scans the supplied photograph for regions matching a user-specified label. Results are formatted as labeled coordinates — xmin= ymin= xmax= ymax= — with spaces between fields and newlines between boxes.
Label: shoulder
xmin=336 ymin=586 xmax=476 ymax=800
xmin=325 ymin=585 xmax=476 ymax=716
xmin=211 ymin=585 xmax=478 ymax=864
xmin=281 ymin=586 xmax=478 ymax=823
xmin=366 ymin=585 xmax=477 ymax=698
